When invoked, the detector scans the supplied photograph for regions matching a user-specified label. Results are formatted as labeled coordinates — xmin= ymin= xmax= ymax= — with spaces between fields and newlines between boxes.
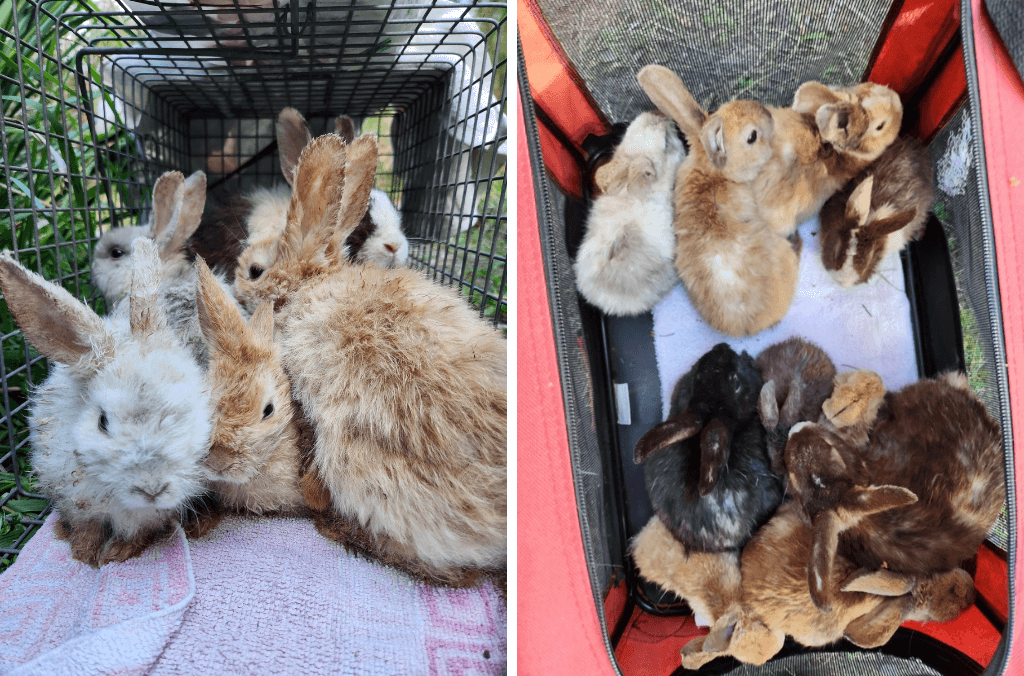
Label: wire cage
xmin=520 ymin=0 xmax=1013 ymax=673
xmin=0 ymin=0 xmax=507 ymax=571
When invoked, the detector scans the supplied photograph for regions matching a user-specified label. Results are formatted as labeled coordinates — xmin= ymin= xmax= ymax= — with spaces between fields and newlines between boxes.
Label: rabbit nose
xmin=384 ymin=243 xmax=397 ymax=253
xmin=836 ymin=110 xmax=849 ymax=130
xmin=133 ymin=483 xmax=169 ymax=502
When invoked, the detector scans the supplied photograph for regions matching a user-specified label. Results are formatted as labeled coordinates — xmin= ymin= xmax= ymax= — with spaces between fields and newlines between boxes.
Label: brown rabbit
xmin=637 ymin=65 xmax=799 ymax=337
xmin=820 ymin=136 xmax=934 ymax=286
xmin=232 ymin=133 xmax=507 ymax=584
xmin=784 ymin=370 xmax=1004 ymax=611
xmin=678 ymin=500 xmax=975 ymax=669
xmin=753 ymin=80 xmax=904 ymax=238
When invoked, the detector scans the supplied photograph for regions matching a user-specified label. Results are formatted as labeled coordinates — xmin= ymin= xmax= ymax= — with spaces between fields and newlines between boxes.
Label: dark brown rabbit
xmin=820 ymin=136 xmax=933 ymax=286
xmin=783 ymin=370 xmax=1004 ymax=611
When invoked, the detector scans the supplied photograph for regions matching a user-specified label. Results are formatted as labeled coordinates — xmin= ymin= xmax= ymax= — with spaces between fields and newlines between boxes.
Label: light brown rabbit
xmin=678 ymin=500 xmax=975 ymax=669
xmin=753 ymin=80 xmax=904 ymax=237
xmin=784 ymin=370 xmax=1004 ymax=612
xmin=820 ymin=136 xmax=933 ymax=286
xmin=637 ymin=65 xmax=799 ymax=337
xmin=233 ymin=133 xmax=507 ymax=585
xmin=193 ymin=256 xmax=307 ymax=517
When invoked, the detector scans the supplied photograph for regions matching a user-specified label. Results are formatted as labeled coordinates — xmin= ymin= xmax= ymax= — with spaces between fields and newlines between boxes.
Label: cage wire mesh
xmin=0 ymin=0 xmax=506 ymax=572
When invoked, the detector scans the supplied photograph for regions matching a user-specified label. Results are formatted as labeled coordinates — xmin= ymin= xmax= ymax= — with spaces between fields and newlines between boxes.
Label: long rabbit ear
xmin=159 ymin=170 xmax=207 ymax=262
xmin=634 ymin=409 xmax=702 ymax=463
xmin=779 ymin=374 xmax=804 ymax=428
xmin=0 ymin=251 xmax=111 ymax=366
xmin=759 ymin=380 xmax=779 ymax=429
xmin=128 ymin=238 xmax=167 ymax=338
xmin=247 ymin=301 xmax=274 ymax=346
xmin=332 ymin=134 xmax=378 ymax=258
xmin=150 ymin=171 xmax=185 ymax=243
xmin=335 ymin=115 xmax=356 ymax=144
xmin=195 ymin=255 xmax=247 ymax=357
xmin=847 ymin=175 xmax=874 ymax=226
xmin=792 ymin=81 xmax=842 ymax=115
xmin=594 ymin=156 xmax=629 ymax=195
xmin=698 ymin=419 xmax=731 ymax=496
xmin=282 ymin=134 xmax=347 ymax=264
xmin=277 ymin=107 xmax=313 ymax=187
xmin=841 ymin=567 xmax=915 ymax=596
xmin=637 ymin=65 xmax=707 ymax=139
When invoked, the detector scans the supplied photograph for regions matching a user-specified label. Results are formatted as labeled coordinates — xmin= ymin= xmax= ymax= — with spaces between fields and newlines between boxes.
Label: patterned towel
xmin=652 ymin=216 xmax=920 ymax=417
xmin=0 ymin=514 xmax=506 ymax=676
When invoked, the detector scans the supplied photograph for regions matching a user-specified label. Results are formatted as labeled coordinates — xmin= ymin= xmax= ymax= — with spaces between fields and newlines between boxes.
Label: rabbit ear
xmin=808 ymin=510 xmax=841 ymax=612
xmin=128 ymin=238 xmax=167 ymax=338
xmin=779 ymin=374 xmax=804 ymax=428
xmin=698 ymin=419 xmax=731 ymax=496
xmin=594 ymin=157 xmax=628 ymax=195
xmin=841 ymin=567 xmax=915 ymax=596
xmin=0 ymin=251 xmax=111 ymax=366
xmin=847 ymin=175 xmax=874 ymax=226
xmin=279 ymin=133 xmax=348 ymax=266
xmin=636 ymin=65 xmax=707 ymax=139
xmin=332 ymin=134 xmax=378 ymax=256
xmin=634 ymin=409 xmax=702 ymax=463
xmin=195 ymin=254 xmax=247 ymax=357
xmin=838 ymin=484 xmax=918 ymax=514
xmin=277 ymin=107 xmax=313 ymax=187
xmin=792 ymin=81 xmax=842 ymax=114
xmin=335 ymin=115 xmax=356 ymax=144
xmin=701 ymin=117 xmax=728 ymax=170
xmin=866 ymin=208 xmax=917 ymax=237
xmin=759 ymin=380 xmax=779 ymax=429
xmin=159 ymin=170 xmax=207 ymax=262
xmin=150 ymin=171 xmax=185 ymax=243
xmin=248 ymin=301 xmax=274 ymax=346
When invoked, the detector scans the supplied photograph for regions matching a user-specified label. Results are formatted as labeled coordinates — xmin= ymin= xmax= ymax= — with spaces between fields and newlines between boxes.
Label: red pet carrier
xmin=518 ymin=0 xmax=1023 ymax=673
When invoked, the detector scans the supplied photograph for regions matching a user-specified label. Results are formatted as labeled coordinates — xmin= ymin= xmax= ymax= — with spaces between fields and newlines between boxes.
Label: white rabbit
xmin=0 ymin=239 xmax=212 ymax=567
xmin=574 ymin=111 xmax=682 ymax=315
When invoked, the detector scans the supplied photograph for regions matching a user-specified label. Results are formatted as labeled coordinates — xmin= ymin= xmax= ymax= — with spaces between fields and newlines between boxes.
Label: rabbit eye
xmin=747 ymin=130 xmax=757 ymax=144
xmin=109 ymin=247 xmax=125 ymax=259
xmin=262 ymin=402 xmax=274 ymax=419
xmin=98 ymin=411 xmax=109 ymax=434
xmin=249 ymin=265 xmax=264 ymax=280
xmin=875 ymin=121 xmax=885 ymax=131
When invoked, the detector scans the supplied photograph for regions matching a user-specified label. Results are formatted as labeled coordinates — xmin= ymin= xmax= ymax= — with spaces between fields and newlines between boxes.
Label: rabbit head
xmin=700 ymin=100 xmax=775 ymax=183
xmin=796 ymin=81 xmax=902 ymax=162
xmin=349 ymin=189 xmax=409 ymax=268
xmin=595 ymin=112 xmax=683 ymax=196
xmin=0 ymin=239 xmax=211 ymax=543
xmin=234 ymin=133 xmax=378 ymax=312
xmin=90 ymin=170 xmax=208 ymax=306
xmin=820 ymin=369 xmax=886 ymax=448
xmin=335 ymin=114 xmax=357 ymax=143
xmin=196 ymin=257 xmax=294 ymax=486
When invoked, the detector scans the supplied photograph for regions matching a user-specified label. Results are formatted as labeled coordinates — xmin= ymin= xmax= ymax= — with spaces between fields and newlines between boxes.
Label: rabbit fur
xmin=0 ymin=239 xmax=212 ymax=567
xmin=637 ymin=65 xmax=799 ymax=336
xmin=233 ymin=133 xmax=507 ymax=580
xmin=573 ymin=111 xmax=683 ymax=316
xmin=820 ymin=135 xmax=934 ymax=286
xmin=784 ymin=370 xmax=1004 ymax=611
xmin=755 ymin=337 xmax=836 ymax=475
xmin=678 ymin=500 xmax=975 ymax=669
xmin=635 ymin=343 xmax=784 ymax=553
xmin=752 ymin=80 xmax=903 ymax=237
xmin=193 ymin=257 xmax=307 ymax=516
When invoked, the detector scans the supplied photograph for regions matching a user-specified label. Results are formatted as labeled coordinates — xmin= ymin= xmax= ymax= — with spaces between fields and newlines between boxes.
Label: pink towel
xmin=0 ymin=514 xmax=506 ymax=676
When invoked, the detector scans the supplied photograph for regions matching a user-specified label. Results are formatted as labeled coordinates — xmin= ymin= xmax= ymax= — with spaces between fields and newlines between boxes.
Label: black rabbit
xmin=636 ymin=343 xmax=784 ymax=553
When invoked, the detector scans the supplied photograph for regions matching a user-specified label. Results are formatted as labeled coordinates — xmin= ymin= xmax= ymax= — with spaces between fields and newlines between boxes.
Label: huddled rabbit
xmin=637 ymin=65 xmax=799 ymax=336
xmin=0 ymin=239 xmax=212 ymax=567
xmin=820 ymin=135 xmax=934 ymax=286
xmin=573 ymin=111 xmax=683 ymax=315
xmin=635 ymin=343 xmax=783 ymax=553
xmin=232 ymin=133 xmax=506 ymax=586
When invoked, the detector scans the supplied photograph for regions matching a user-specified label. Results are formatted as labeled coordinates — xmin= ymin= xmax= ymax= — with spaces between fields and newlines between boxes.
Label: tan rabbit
xmin=820 ymin=136 xmax=934 ymax=286
xmin=637 ymin=65 xmax=799 ymax=337
xmin=233 ymin=133 xmax=506 ymax=585
xmin=678 ymin=500 xmax=975 ymax=669
xmin=753 ymin=80 xmax=904 ymax=238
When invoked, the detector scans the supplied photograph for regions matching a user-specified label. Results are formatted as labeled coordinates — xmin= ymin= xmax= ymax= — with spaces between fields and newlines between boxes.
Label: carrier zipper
xmin=518 ymin=42 xmax=626 ymax=676
xmin=959 ymin=1 xmax=1017 ymax=672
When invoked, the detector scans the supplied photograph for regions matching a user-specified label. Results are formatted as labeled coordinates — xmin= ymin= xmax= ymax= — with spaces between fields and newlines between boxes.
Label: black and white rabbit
xmin=635 ymin=343 xmax=784 ymax=552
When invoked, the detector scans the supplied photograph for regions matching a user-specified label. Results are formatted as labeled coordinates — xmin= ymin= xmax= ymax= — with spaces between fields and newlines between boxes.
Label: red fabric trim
xmin=517 ymin=0 xmax=609 ymax=197
xmin=516 ymin=84 xmax=617 ymax=676
xmin=971 ymin=0 xmax=1024 ymax=669
xmin=615 ymin=610 xmax=706 ymax=676
xmin=903 ymin=606 xmax=999 ymax=667
xmin=912 ymin=44 xmax=968 ymax=142
xmin=976 ymin=543 xmax=1010 ymax=626
xmin=867 ymin=0 xmax=960 ymax=95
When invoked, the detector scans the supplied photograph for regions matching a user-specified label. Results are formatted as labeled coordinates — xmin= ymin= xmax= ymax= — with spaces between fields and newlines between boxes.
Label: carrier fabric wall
xmin=0 ymin=0 xmax=506 ymax=569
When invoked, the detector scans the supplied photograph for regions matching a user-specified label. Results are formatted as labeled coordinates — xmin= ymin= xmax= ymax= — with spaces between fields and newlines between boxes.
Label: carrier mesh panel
xmin=534 ymin=0 xmax=891 ymax=122
xmin=0 ymin=0 xmax=506 ymax=572
xmin=713 ymin=651 xmax=943 ymax=676
xmin=930 ymin=104 xmax=1011 ymax=552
